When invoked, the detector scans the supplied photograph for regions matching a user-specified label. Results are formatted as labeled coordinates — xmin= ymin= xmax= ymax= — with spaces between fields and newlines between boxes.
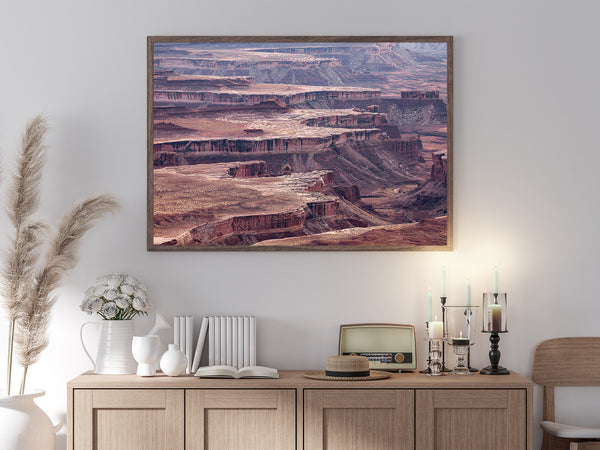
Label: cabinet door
xmin=416 ymin=389 xmax=527 ymax=450
xmin=186 ymin=389 xmax=296 ymax=450
xmin=73 ymin=389 xmax=184 ymax=450
xmin=304 ymin=389 xmax=414 ymax=450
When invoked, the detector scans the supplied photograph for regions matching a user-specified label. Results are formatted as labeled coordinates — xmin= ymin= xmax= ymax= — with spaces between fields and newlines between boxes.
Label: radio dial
xmin=394 ymin=353 xmax=405 ymax=363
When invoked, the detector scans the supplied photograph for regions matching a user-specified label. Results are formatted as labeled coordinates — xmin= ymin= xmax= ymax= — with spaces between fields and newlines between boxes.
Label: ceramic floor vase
xmin=0 ymin=390 xmax=62 ymax=450
xmin=81 ymin=319 xmax=137 ymax=374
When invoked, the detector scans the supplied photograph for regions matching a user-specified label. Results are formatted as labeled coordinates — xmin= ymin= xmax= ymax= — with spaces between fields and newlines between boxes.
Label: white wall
xmin=1 ymin=0 xmax=600 ymax=448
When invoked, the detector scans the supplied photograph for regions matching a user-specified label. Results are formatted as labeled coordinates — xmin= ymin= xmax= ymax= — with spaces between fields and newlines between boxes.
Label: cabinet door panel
xmin=186 ymin=389 xmax=296 ymax=450
xmin=73 ymin=389 xmax=184 ymax=450
xmin=304 ymin=389 xmax=414 ymax=450
xmin=416 ymin=389 xmax=527 ymax=450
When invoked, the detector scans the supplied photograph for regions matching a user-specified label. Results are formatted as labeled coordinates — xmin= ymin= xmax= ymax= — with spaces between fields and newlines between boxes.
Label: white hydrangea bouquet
xmin=80 ymin=273 xmax=152 ymax=320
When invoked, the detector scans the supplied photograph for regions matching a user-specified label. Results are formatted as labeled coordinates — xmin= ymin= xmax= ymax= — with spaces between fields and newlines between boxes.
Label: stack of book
xmin=176 ymin=315 xmax=257 ymax=373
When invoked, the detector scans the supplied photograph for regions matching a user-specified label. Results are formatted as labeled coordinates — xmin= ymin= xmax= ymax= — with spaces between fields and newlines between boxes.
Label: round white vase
xmin=81 ymin=320 xmax=137 ymax=374
xmin=0 ymin=390 xmax=62 ymax=450
xmin=160 ymin=344 xmax=188 ymax=376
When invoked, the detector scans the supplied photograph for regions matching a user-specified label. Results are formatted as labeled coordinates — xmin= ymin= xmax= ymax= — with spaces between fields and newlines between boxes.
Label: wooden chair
xmin=532 ymin=337 xmax=600 ymax=450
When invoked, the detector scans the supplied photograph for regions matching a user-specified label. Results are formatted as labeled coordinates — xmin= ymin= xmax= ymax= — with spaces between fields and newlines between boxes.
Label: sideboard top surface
xmin=68 ymin=370 xmax=532 ymax=389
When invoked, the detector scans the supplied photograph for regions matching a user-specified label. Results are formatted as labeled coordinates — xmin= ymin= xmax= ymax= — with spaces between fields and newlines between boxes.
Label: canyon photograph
xmin=149 ymin=38 xmax=451 ymax=249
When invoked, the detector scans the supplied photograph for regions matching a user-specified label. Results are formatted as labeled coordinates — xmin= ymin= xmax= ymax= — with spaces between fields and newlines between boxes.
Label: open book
xmin=194 ymin=365 xmax=279 ymax=379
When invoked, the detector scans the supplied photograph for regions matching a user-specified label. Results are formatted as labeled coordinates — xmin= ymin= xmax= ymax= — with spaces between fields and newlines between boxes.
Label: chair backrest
xmin=532 ymin=337 xmax=600 ymax=386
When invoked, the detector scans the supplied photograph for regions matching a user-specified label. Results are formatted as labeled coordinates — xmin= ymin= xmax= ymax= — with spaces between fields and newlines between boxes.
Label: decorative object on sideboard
xmin=132 ymin=335 xmax=162 ymax=377
xmin=160 ymin=344 xmax=188 ymax=376
xmin=304 ymin=355 xmax=391 ymax=381
xmin=0 ymin=116 xmax=119 ymax=449
xmin=80 ymin=273 xmax=152 ymax=374
xmin=426 ymin=318 xmax=445 ymax=376
xmin=444 ymin=305 xmax=479 ymax=375
xmin=439 ymin=266 xmax=451 ymax=372
xmin=147 ymin=36 xmax=453 ymax=251
xmin=148 ymin=311 xmax=172 ymax=370
xmin=0 ymin=390 xmax=63 ymax=450
xmin=481 ymin=292 xmax=509 ymax=375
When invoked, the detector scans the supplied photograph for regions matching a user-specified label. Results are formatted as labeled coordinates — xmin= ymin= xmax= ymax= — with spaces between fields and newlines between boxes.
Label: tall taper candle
xmin=441 ymin=266 xmax=446 ymax=297
xmin=466 ymin=279 xmax=471 ymax=307
xmin=427 ymin=287 xmax=433 ymax=322
xmin=493 ymin=266 xmax=499 ymax=295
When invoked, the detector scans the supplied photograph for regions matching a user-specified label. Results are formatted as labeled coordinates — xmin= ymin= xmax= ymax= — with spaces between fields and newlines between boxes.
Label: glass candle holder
xmin=482 ymin=293 xmax=507 ymax=332
xmin=427 ymin=339 xmax=443 ymax=376
xmin=444 ymin=305 xmax=479 ymax=375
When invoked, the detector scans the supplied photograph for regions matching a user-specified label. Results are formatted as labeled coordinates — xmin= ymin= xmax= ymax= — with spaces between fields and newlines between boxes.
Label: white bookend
xmin=249 ymin=316 xmax=256 ymax=366
xmin=179 ymin=316 xmax=186 ymax=356
xmin=185 ymin=316 xmax=193 ymax=374
xmin=237 ymin=316 xmax=244 ymax=369
xmin=232 ymin=317 xmax=238 ymax=369
xmin=192 ymin=316 xmax=209 ymax=373
xmin=226 ymin=316 xmax=233 ymax=366
xmin=208 ymin=316 xmax=215 ymax=366
xmin=214 ymin=315 xmax=221 ymax=365
xmin=174 ymin=316 xmax=180 ymax=350
xmin=243 ymin=316 xmax=250 ymax=367
xmin=220 ymin=316 xmax=227 ymax=365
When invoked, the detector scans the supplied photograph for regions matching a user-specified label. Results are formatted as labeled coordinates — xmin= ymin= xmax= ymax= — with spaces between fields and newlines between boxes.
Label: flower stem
xmin=20 ymin=365 xmax=28 ymax=395
xmin=6 ymin=319 xmax=15 ymax=395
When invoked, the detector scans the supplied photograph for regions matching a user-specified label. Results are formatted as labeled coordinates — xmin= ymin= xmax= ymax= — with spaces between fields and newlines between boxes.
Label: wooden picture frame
xmin=148 ymin=36 xmax=453 ymax=251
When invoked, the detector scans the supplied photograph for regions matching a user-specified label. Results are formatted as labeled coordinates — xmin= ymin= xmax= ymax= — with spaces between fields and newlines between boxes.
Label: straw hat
xmin=304 ymin=355 xmax=391 ymax=381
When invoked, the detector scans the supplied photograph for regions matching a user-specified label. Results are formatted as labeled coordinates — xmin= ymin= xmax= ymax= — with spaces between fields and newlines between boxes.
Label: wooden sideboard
xmin=67 ymin=370 xmax=532 ymax=450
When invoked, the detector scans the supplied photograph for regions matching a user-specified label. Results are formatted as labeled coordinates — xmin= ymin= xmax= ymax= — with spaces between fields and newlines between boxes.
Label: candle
xmin=452 ymin=330 xmax=470 ymax=346
xmin=466 ymin=278 xmax=471 ymax=307
xmin=427 ymin=287 xmax=433 ymax=322
xmin=429 ymin=316 xmax=443 ymax=340
xmin=489 ymin=304 xmax=503 ymax=331
xmin=493 ymin=266 xmax=499 ymax=295
xmin=441 ymin=266 xmax=446 ymax=298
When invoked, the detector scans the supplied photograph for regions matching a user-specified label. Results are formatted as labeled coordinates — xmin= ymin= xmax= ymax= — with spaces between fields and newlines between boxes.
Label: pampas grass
xmin=1 ymin=116 xmax=120 ymax=394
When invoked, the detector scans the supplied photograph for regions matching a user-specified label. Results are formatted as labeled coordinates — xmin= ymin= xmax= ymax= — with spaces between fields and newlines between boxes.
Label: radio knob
xmin=394 ymin=353 xmax=405 ymax=363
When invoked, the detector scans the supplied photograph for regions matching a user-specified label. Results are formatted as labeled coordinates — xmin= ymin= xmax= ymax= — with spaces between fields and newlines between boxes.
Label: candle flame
xmin=459 ymin=330 xmax=463 ymax=338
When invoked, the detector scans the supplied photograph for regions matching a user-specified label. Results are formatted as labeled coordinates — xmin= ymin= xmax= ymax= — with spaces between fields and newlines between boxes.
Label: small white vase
xmin=80 ymin=320 xmax=137 ymax=374
xmin=132 ymin=335 xmax=162 ymax=376
xmin=0 ymin=390 xmax=62 ymax=450
xmin=160 ymin=344 xmax=188 ymax=376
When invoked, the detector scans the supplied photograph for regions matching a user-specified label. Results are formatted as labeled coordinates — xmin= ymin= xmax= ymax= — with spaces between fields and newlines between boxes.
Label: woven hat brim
xmin=303 ymin=370 xmax=391 ymax=381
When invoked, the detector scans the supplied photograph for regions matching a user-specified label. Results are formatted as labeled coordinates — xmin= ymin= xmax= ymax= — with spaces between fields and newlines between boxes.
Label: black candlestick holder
xmin=481 ymin=292 xmax=510 ymax=375
xmin=440 ymin=297 xmax=451 ymax=372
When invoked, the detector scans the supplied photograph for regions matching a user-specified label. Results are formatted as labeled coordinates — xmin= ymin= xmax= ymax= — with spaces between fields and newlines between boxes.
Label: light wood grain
xmin=185 ymin=389 xmax=295 ymax=450
xmin=532 ymin=337 xmax=600 ymax=386
xmin=73 ymin=389 xmax=183 ymax=450
xmin=304 ymin=389 xmax=413 ymax=450
xmin=416 ymin=389 xmax=527 ymax=450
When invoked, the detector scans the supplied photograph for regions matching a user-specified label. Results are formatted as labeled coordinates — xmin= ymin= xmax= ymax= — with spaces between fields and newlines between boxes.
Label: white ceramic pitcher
xmin=80 ymin=320 xmax=137 ymax=374
xmin=0 ymin=390 xmax=62 ymax=450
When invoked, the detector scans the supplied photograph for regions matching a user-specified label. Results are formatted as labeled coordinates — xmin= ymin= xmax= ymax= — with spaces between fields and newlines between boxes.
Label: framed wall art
xmin=148 ymin=36 xmax=452 ymax=251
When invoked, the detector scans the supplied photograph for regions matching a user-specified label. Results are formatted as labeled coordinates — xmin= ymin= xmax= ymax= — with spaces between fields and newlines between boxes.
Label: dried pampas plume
xmin=16 ymin=195 xmax=120 ymax=370
xmin=0 ymin=115 xmax=120 ymax=394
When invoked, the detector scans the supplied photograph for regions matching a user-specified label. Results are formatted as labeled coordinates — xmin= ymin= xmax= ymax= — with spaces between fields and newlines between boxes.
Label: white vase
xmin=132 ymin=335 xmax=162 ymax=376
xmin=0 ymin=390 xmax=62 ymax=450
xmin=80 ymin=320 xmax=137 ymax=374
xmin=160 ymin=344 xmax=188 ymax=376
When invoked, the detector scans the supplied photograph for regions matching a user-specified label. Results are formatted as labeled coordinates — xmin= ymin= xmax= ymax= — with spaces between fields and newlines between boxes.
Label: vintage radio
xmin=338 ymin=323 xmax=416 ymax=371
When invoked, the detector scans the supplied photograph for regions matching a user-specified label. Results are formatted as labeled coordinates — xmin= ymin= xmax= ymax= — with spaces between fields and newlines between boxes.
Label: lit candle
xmin=489 ymin=304 xmax=503 ymax=331
xmin=466 ymin=278 xmax=471 ymax=307
xmin=429 ymin=316 xmax=444 ymax=340
xmin=427 ymin=286 xmax=433 ymax=322
xmin=452 ymin=330 xmax=470 ymax=346
xmin=441 ymin=266 xmax=446 ymax=298
xmin=493 ymin=266 xmax=499 ymax=295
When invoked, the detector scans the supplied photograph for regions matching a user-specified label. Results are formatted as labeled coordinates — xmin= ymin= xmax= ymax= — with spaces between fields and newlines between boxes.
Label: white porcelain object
xmin=132 ymin=335 xmax=162 ymax=376
xmin=80 ymin=320 xmax=137 ymax=374
xmin=160 ymin=344 xmax=188 ymax=376
xmin=0 ymin=390 xmax=62 ymax=450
